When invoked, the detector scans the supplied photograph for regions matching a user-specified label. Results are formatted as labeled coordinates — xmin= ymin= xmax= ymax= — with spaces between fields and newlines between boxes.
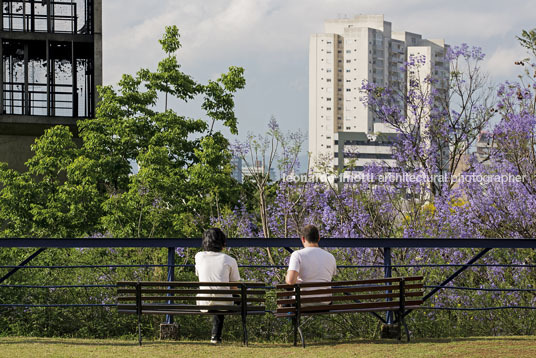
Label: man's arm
xmin=285 ymin=270 xmax=299 ymax=285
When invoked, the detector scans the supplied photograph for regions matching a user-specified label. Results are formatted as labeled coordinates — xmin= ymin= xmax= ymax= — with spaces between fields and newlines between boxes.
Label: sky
xmin=102 ymin=0 xmax=536 ymax=166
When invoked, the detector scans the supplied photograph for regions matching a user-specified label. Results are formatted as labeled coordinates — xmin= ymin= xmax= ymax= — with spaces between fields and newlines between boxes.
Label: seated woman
xmin=195 ymin=228 xmax=240 ymax=344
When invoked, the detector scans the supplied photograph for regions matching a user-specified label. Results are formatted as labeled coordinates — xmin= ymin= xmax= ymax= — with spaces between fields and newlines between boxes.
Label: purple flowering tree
xmin=361 ymin=44 xmax=495 ymax=195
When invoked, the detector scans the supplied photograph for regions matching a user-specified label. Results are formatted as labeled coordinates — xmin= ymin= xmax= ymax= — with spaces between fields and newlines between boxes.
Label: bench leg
xmin=242 ymin=316 xmax=248 ymax=347
xmin=298 ymin=326 xmax=305 ymax=348
xmin=401 ymin=316 xmax=410 ymax=342
xmin=292 ymin=317 xmax=298 ymax=346
xmin=138 ymin=315 xmax=141 ymax=346
xmin=138 ymin=320 xmax=142 ymax=346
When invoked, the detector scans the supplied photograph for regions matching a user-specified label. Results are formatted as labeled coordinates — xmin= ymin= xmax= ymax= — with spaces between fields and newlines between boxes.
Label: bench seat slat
xmin=276 ymin=276 xmax=423 ymax=289
xmin=118 ymin=306 xmax=266 ymax=314
xmin=273 ymin=304 xmax=423 ymax=318
xmin=118 ymin=309 xmax=267 ymax=316
xmin=117 ymin=281 xmax=265 ymax=287
xmin=276 ymin=291 xmax=422 ymax=305
xmin=118 ymin=303 xmax=264 ymax=311
xmin=118 ymin=288 xmax=266 ymax=295
xmin=118 ymin=296 xmax=239 ymax=302
xmin=276 ymin=283 xmax=423 ymax=297
xmin=276 ymin=300 xmax=424 ymax=314
xmin=118 ymin=296 xmax=265 ymax=303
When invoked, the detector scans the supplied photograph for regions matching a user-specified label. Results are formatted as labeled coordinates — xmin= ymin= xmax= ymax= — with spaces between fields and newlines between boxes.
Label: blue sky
xmin=102 ymin=0 xmax=536 ymax=165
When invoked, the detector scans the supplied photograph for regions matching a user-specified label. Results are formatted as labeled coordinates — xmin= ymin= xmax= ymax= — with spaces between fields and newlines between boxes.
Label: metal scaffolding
xmin=0 ymin=0 xmax=98 ymax=118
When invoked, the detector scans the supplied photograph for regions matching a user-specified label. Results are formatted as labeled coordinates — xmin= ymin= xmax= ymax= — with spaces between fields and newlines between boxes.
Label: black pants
xmin=211 ymin=314 xmax=225 ymax=340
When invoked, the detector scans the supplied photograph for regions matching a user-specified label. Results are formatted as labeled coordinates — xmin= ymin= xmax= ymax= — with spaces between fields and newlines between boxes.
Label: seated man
xmin=285 ymin=225 xmax=337 ymax=305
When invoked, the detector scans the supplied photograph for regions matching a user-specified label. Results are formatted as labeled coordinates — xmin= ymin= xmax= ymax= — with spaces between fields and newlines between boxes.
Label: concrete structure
xmin=334 ymin=131 xmax=397 ymax=180
xmin=0 ymin=0 xmax=102 ymax=172
xmin=309 ymin=15 xmax=449 ymax=178
xmin=242 ymin=160 xmax=275 ymax=181
xmin=475 ymin=131 xmax=494 ymax=163
xmin=231 ymin=156 xmax=243 ymax=183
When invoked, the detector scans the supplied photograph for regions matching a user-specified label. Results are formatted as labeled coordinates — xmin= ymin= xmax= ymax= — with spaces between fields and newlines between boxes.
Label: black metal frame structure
xmin=0 ymin=0 xmax=97 ymax=119
xmin=1 ymin=237 xmax=536 ymax=334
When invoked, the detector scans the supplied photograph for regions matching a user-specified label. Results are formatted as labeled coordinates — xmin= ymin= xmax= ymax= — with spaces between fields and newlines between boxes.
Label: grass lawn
xmin=1 ymin=336 xmax=536 ymax=358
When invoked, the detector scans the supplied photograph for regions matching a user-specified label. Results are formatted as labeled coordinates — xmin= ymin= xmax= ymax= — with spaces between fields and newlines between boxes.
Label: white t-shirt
xmin=195 ymin=251 xmax=240 ymax=308
xmin=288 ymin=247 xmax=337 ymax=305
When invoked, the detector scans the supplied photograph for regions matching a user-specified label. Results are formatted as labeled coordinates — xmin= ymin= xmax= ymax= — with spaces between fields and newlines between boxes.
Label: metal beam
xmin=0 ymin=238 xmax=535 ymax=249
xmin=0 ymin=248 xmax=46 ymax=284
xmin=402 ymin=248 xmax=491 ymax=319
xmin=0 ymin=28 xmax=3 ymax=114
xmin=23 ymin=42 xmax=29 ymax=115
xmin=71 ymin=40 xmax=77 ymax=117
xmin=384 ymin=247 xmax=393 ymax=324
xmin=0 ymin=32 xmax=95 ymax=43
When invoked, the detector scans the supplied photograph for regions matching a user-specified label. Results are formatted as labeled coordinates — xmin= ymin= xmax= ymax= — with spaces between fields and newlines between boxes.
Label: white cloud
xmin=100 ymin=0 xmax=536 ymax=142
xmin=484 ymin=45 xmax=527 ymax=81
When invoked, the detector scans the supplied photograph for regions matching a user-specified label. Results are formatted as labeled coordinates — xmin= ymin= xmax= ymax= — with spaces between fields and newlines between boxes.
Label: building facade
xmin=0 ymin=0 xmax=102 ymax=172
xmin=309 ymin=15 xmax=449 ymax=178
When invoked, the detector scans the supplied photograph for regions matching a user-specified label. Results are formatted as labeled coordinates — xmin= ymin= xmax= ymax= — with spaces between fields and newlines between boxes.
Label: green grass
xmin=1 ymin=336 xmax=536 ymax=358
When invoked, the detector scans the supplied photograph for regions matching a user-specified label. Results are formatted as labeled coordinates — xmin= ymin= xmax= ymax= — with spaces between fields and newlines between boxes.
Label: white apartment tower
xmin=309 ymin=15 xmax=449 ymax=176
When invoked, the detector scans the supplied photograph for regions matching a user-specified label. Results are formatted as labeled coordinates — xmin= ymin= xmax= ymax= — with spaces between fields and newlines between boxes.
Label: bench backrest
xmin=275 ymin=276 xmax=423 ymax=316
xmin=117 ymin=281 xmax=266 ymax=316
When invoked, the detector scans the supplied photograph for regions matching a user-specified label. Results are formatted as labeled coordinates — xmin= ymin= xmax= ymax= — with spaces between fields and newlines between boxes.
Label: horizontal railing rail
xmin=2 ymin=238 xmax=536 ymax=248
xmin=1 ymin=238 xmax=536 ymax=327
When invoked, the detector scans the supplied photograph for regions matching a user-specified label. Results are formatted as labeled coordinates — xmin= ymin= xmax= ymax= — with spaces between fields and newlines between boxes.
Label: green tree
xmin=0 ymin=25 xmax=245 ymax=238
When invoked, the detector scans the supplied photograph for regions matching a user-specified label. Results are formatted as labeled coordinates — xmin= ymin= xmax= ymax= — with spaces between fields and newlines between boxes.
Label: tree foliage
xmin=0 ymin=26 xmax=246 ymax=238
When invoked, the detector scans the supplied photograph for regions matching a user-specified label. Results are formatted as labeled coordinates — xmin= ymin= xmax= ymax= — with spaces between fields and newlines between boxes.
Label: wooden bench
xmin=275 ymin=276 xmax=424 ymax=347
xmin=117 ymin=281 xmax=266 ymax=345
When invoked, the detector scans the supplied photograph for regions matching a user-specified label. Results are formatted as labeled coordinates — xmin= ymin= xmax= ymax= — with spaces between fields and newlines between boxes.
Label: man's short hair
xmin=301 ymin=225 xmax=320 ymax=243
xmin=202 ymin=228 xmax=226 ymax=252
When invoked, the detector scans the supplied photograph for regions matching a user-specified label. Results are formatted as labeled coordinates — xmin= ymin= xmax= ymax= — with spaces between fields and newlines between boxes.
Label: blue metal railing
xmin=0 ymin=238 xmax=535 ymax=318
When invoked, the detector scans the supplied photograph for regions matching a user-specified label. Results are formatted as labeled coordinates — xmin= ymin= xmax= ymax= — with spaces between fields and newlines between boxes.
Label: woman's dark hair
xmin=202 ymin=228 xmax=227 ymax=252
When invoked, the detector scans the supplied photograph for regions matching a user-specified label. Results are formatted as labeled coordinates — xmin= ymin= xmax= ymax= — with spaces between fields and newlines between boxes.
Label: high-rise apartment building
xmin=309 ymin=15 xmax=449 ymax=179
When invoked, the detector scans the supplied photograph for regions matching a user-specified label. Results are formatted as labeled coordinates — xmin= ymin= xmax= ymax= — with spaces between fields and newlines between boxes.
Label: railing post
xmin=294 ymin=285 xmax=301 ymax=346
xmin=384 ymin=247 xmax=393 ymax=324
xmin=241 ymin=284 xmax=248 ymax=346
xmin=136 ymin=281 xmax=142 ymax=346
xmin=166 ymin=247 xmax=175 ymax=325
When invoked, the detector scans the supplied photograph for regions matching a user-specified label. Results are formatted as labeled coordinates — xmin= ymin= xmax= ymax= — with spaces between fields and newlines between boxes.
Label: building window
xmin=327 ymin=79 xmax=332 ymax=82
xmin=346 ymin=88 xmax=351 ymax=92
xmin=346 ymin=60 xmax=351 ymax=63
xmin=346 ymin=69 xmax=351 ymax=73
xmin=326 ymin=97 xmax=332 ymax=101
xmin=327 ymin=107 xmax=332 ymax=111
xmin=326 ymin=69 xmax=332 ymax=72
xmin=346 ymin=127 xmax=351 ymax=130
